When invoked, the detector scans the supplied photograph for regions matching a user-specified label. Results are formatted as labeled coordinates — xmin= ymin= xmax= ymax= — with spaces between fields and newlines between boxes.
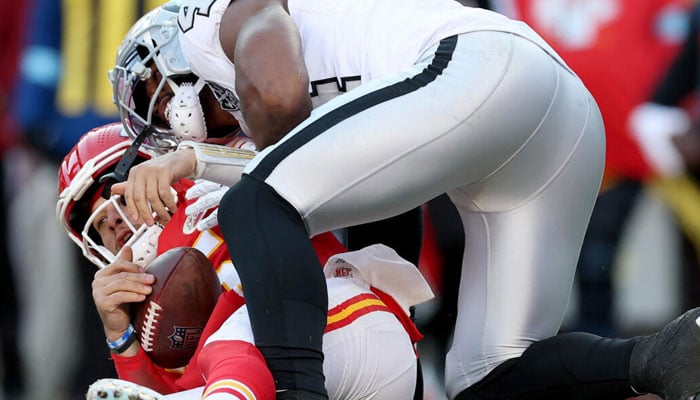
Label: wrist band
xmin=177 ymin=140 xmax=257 ymax=185
xmin=107 ymin=324 xmax=138 ymax=354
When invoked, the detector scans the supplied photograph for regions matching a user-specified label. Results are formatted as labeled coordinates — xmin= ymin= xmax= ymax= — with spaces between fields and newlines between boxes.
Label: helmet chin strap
xmin=166 ymin=78 xmax=208 ymax=142
xmin=99 ymin=125 xmax=152 ymax=197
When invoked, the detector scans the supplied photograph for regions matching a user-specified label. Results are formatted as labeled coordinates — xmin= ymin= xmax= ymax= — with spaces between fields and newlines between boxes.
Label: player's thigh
xmin=248 ymin=31 xmax=587 ymax=236
xmin=443 ymin=67 xmax=605 ymax=397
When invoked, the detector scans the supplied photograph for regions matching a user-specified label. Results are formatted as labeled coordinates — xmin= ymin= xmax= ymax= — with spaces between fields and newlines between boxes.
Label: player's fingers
xmin=111 ymin=182 xmax=126 ymax=196
xmin=94 ymin=268 xmax=154 ymax=289
xmin=184 ymin=199 xmax=202 ymax=217
xmin=120 ymin=169 xmax=145 ymax=225
xmin=95 ymin=261 xmax=140 ymax=281
xmin=117 ymin=246 xmax=133 ymax=262
xmin=203 ymin=189 xmax=226 ymax=207
xmin=130 ymin=169 xmax=156 ymax=226
xmin=111 ymin=181 xmax=140 ymax=224
xmin=185 ymin=179 xmax=223 ymax=199
xmin=186 ymin=189 xmax=226 ymax=219
xmin=96 ymin=272 xmax=154 ymax=301
xmin=94 ymin=287 xmax=149 ymax=308
xmin=196 ymin=210 xmax=219 ymax=231
xmin=145 ymin=183 xmax=170 ymax=225
xmin=156 ymin=174 xmax=177 ymax=220
xmin=107 ymin=291 xmax=150 ymax=305
xmin=93 ymin=280 xmax=152 ymax=316
xmin=108 ymin=279 xmax=153 ymax=299
xmin=185 ymin=195 xmax=215 ymax=217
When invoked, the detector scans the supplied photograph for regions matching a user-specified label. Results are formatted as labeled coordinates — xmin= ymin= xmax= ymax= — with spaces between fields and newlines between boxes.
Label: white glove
xmin=185 ymin=179 xmax=230 ymax=231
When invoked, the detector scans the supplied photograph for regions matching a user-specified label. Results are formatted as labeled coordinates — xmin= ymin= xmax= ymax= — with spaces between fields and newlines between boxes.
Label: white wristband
xmin=106 ymin=324 xmax=137 ymax=354
xmin=177 ymin=141 xmax=258 ymax=186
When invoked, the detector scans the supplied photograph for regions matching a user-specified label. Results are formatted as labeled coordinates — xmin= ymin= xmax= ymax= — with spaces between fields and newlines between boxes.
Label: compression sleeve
xmin=111 ymin=347 xmax=183 ymax=394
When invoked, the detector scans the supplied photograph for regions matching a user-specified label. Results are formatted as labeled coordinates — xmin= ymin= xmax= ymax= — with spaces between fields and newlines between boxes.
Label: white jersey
xmin=179 ymin=0 xmax=606 ymax=397
xmin=177 ymin=0 xmax=567 ymax=113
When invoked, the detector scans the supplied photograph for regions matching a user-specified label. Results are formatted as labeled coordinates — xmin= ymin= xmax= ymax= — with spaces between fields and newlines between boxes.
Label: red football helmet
xmin=56 ymin=122 xmax=162 ymax=269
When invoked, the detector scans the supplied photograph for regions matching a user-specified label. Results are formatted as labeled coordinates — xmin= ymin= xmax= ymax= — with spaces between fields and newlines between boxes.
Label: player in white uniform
xmin=109 ymin=1 xmax=700 ymax=399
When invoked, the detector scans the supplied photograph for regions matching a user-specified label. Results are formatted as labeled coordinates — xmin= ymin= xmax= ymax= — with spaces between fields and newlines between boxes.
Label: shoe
xmin=629 ymin=307 xmax=700 ymax=400
xmin=275 ymin=389 xmax=328 ymax=399
xmin=86 ymin=378 xmax=164 ymax=400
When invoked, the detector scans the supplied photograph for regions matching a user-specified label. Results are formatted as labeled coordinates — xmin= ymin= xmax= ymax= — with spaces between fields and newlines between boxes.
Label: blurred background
xmin=2 ymin=0 xmax=700 ymax=399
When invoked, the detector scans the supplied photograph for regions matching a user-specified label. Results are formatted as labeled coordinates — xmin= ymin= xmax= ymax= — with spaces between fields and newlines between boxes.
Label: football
xmin=132 ymin=246 xmax=221 ymax=368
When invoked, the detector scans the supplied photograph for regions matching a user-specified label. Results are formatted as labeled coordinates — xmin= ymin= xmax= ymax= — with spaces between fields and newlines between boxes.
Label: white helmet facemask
xmin=166 ymin=78 xmax=208 ymax=142
xmin=82 ymin=195 xmax=163 ymax=269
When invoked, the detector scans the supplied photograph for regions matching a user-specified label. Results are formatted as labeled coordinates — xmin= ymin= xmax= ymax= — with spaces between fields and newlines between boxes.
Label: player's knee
xmin=218 ymin=175 xmax=258 ymax=226
xmin=219 ymin=175 xmax=302 ymax=230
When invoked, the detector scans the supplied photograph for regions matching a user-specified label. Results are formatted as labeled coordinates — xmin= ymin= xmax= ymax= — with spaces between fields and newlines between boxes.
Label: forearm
xmin=112 ymin=346 xmax=183 ymax=394
xmin=177 ymin=141 xmax=257 ymax=186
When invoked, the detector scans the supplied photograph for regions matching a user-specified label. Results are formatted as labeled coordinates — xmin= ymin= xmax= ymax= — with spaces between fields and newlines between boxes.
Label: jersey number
xmin=178 ymin=0 xmax=217 ymax=33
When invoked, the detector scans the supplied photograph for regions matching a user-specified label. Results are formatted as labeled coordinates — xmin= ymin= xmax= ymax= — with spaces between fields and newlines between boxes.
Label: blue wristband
xmin=106 ymin=324 xmax=137 ymax=354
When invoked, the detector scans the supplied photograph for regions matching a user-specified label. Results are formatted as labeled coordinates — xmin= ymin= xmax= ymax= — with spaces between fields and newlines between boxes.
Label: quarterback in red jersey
xmin=57 ymin=123 xmax=431 ymax=399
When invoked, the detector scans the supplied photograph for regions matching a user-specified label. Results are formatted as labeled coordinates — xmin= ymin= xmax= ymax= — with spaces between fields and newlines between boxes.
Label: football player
xmin=57 ymin=123 xmax=432 ymax=399
xmin=111 ymin=2 xmax=700 ymax=400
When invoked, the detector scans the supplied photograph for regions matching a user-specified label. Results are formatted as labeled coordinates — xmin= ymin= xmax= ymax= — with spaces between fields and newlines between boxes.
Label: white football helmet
xmin=56 ymin=123 xmax=165 ymax=269
xmin=109 ymin=1 xmax=208 ymax=154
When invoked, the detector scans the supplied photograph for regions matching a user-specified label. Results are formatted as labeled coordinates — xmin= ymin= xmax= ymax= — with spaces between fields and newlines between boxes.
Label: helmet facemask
xmin=82 ymin=194 xmax=163 ymax=269
xmin=109 ymin=4 xmax=208 ymax=154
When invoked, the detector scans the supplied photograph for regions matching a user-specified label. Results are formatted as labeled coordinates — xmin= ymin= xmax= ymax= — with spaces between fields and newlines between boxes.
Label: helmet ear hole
xmin=136 ymin=44 xmax=151 ymax=59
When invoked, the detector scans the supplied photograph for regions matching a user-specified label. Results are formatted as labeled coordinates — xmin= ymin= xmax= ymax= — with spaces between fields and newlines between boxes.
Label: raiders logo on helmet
xmin=206 ymin=81 xmax=240 ymax=112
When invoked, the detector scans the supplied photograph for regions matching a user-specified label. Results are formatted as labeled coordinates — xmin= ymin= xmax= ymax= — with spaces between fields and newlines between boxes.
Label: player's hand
xmin=111 ymin=148 xmax=196 ymax=226
xmin=92 ymin=247 xmax=155 ymax=343
xmin=185 ymin=180 xmax=229 ymax=231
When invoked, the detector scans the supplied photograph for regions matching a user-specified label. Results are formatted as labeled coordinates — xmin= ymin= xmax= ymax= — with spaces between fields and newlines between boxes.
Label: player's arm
xmin=220 ymin=0 xmax=312 ymax=149
xmin=94 ymin=247 xmax=184 ymax=393
xmin=111 ymin=150 xmax=195 ymax=226
xmin=112 ymin=139 xmax=256 ymax=225
xmin=92 ymin=247 xmax=154 ymax=357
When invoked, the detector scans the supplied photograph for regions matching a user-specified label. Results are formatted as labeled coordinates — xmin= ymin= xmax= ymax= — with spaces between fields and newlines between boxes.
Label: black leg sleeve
xmin=218 ymin=176 xmax=328 ymax=397
xmin=455 ymin=332 xmax=637 ymax=400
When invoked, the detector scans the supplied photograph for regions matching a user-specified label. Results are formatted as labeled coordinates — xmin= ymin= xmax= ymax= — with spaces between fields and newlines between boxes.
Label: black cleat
xmin=630 ymin=307 xmax=700 ymax=400
xmin=275 ymin=389 xmax=328 ymax=400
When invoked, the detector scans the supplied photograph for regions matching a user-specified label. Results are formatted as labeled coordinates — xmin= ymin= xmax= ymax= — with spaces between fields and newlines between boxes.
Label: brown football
xmin=132 ymin=247 xmax=221 ymax=368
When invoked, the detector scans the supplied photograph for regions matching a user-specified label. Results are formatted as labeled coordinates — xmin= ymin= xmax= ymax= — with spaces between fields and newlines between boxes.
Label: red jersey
xmin=497 ymin=0 xmax=692 ymax=181
xmin=111 ymin=180 xmax=385 ymax=394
